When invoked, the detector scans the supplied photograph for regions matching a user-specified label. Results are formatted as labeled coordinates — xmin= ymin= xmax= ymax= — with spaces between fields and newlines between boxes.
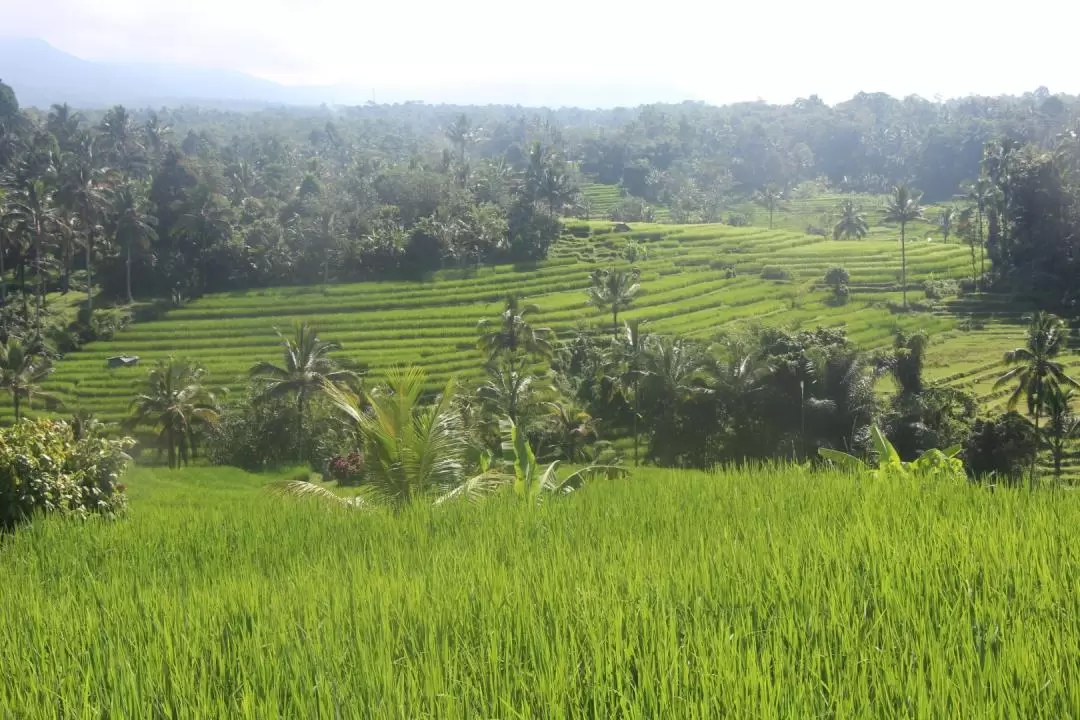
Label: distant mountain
xmin=0 ymin=37 xmax=339 ymax=109
xmin=0 ymin=37 xmax=694 ymax=110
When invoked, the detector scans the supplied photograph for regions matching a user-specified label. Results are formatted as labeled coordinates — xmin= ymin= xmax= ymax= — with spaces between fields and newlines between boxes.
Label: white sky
xmin=4 ymin=0 xmax=1079 ymax=105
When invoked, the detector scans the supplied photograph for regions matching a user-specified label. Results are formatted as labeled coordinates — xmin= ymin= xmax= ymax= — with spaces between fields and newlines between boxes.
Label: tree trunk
xmin=126 ymin=238 xmax=133 ymax=304
xmin=900 ymin=221 xmax=907 ymax=309
xmin=13 ymin=392 xmax=20 ymax=423
xmin=34 ymin=232 xmax=44 ymax=336
xmin=1032 ymin=407 xmax=1041 ymax=490
xmin=978 ymin=212 xmax=985 ymax=291
xmin=612 ymin=307 xmax=619 ymax=336
xmin=297 ymin=393 xmax=306 ymax=464
xmin=19 ymin=256 xmax=27 ymax=320
xmin=167 ymin=426 xmax=176 ymax=469
xmin=632 ymin=383 xmax=640 ymax=467
xmin=86 ymin=228 xmax=94 ymax=316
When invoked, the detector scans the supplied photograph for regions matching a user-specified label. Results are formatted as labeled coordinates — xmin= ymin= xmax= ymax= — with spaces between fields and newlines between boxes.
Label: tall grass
xmin=2 ymin=465 xmax=1078 ymax=716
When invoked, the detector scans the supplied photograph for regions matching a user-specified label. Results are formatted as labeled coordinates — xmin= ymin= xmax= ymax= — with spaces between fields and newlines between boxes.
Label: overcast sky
xmin=4 ymin=0 xmax=1079 ymax=105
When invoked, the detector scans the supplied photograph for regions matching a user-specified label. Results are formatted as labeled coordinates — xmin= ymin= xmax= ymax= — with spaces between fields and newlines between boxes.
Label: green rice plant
xmin=3 ymin=463 xmax=1080 ymax=715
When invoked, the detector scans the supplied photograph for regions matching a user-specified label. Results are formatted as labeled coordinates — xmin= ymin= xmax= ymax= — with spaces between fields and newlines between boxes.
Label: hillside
xmin=24 ymin=221 xmax=980 ymax=425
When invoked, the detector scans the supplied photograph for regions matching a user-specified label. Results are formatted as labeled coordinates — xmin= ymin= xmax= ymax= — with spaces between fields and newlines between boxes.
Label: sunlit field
xmin=2 ymin=465 xmax=1078 ymax=716
xmin=25 ymin=220 xmax=974 ymax=425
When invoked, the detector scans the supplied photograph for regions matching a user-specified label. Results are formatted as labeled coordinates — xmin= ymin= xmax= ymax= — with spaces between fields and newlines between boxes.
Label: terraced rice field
xmin=579 ymin=183 xmax=624 ymax=217
xmin=18 ymin=221 xmax=979 ymax=426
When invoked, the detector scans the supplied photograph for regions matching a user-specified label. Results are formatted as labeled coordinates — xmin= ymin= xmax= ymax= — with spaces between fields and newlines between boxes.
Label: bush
xmin=88 ymin=307 xmax=134 ymax=341
xmin=0 ymin=419 xmax=132 ymax=531
xmin=327 ymin=452 xmax=366 ymax=486
xmin=760 ymin=265 xmax=795 ymax=281
xmin=963 ymin=411 xmax=1037 ymax=485
xmin=725 ymin=212 xmax=751 ymax=227
xmin=923 ymin=277 xmax=960 ymax=300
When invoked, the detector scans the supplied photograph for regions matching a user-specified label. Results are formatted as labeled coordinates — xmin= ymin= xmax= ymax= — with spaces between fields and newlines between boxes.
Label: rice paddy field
xmin=2 ymin=464 xmax=1078 ymax=717
xmin=23 ymin=220 xmax=980 ymax=425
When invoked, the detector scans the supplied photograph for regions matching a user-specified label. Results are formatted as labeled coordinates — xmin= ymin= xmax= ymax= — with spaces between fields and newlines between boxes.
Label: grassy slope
xmin=1 ymin=465 xmax=1078 ymax=716
xmin=25 ymin=221 xmax=974 ymax=424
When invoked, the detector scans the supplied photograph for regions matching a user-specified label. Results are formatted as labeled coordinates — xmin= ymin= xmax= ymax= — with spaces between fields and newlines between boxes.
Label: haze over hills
xmin=0 ymin=37 xmax=696 ymax=110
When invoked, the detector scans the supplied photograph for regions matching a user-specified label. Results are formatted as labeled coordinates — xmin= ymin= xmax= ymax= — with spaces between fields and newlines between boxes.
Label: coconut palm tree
xmin=832 ymin=199 xmax=869 ymax=240
xmin=324 ymin=366 xmax=480 ymax=506
xmin=249 ymin=322 xmax=361 ymax=460
xmin=937 ymin=206 xmax=956 ymax=244
xmin=59 ymin=136 xmax=114 ymax=312
xmin=445 ymin=113 xmax=473 ymax=166
xmin=0 ymin=340 xmax=60 ymax=422
xmin=882 ymin=184 xmax=925 ymax=309
xmin=129 ymin=358 xmax=222 ymax=469
xmin=754 ymin=185 xmax=784 ymax=229
xmin=962 ymin=178 xmax=997 ymax=290
xmin=476 ymin=294 xmax=553 ymax=364
xmin=994 ymin=312 xmax=1080 ymax=486
xmin=610 ymin=319 xmax=651 ymax=465
xmin=2 ymin=178 xmax=60 ymax=333
xmin=587 ymin=267 xmax=642 ymax=334
xmin=111 ymin=180 xmax=158 ymax=304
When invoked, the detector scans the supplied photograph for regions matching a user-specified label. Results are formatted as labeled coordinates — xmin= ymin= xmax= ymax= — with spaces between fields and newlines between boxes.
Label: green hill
xmin=22 ymin=220 xmax=979 ymax=425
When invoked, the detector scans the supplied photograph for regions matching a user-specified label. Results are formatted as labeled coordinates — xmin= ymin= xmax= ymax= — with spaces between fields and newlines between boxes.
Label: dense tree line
xmin=0 ymin=83 xmax=573 ymax=319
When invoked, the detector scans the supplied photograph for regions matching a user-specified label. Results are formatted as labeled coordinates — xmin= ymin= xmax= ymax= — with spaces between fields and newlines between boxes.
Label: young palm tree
xmin=0 ymin=340 xmax=60 ymax=422
xmin=326 ymin=366 xmax=476 ymax=506
xmin=587 ymin=267 xmax=642 ymax=334
xmin=882 ymin=184 xmax=925 ymax=309
xmin=129 ymin=358 xmax=222 ymax=469
xmin=994 ymin=312 xmax=1080 ymax=486
xmin=937 ymin=206 xmax=956 ymax=244
xmin=111 ymin=180 xmax=158 ymax=304
xmin=476 ymin=294 xmax=553 ymax=364
xmin=249 ymin=322 xmax=361 ymax=459
xmin=832 ymin=199 xmax=869 ymax=240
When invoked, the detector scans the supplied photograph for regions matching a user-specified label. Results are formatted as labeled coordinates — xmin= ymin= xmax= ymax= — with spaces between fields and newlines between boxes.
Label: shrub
xmin=923 ymin=277 xmax=960 ymax=300
xmin=327 ymin=452 xmax=366 ymax=486
xmin=963 ymin=412 xmax=1037 ymax=485
xmin=0 ymin=419 xmax=132 ymax=531
xmin=760 ymin=265 xmax=795 ymax=281
xmin=725 ymin=212 xmax=751 ymax=227
xmin=88 ymin=307 xmax=134 ymax=341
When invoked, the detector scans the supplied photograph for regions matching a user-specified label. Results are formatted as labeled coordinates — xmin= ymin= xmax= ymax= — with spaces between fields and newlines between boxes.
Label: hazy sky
xmin=5 ymin=0 xmax=1079 ymax=105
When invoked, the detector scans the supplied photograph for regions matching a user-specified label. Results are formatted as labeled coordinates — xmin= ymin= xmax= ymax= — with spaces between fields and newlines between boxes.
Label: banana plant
xmin=818 ymin=424 xmax=964 ymax=481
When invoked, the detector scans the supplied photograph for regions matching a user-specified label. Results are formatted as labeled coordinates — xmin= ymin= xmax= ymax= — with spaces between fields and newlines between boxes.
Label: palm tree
xmin=477 ymin=360 xmax=546 ymax=426
xmin=994 ymin=312 xmax=1080 ymax=486
xmin=754 ymin=185 xmax=784 ymax=229
xmin=882 ymin=184 xmax=925 ymax=309
xmin=249 ymin=322 xmax=361 ymax=460
xmin=937 ymin=206 xmax=956 ymax=244
xmin=445 ymin=114 xmax=473 ymax=167
xmin=611 ymin=319 xmax=651 ymax=465
xmin=963 ymin=178 xmax=997 ymax=290
xmin=59 ymin=136 xmax=114 ymax=313
xmin=111 ymin=180 xmax=158 ymax=304
xmin=542 ymin=401 xmax=597 ymax=462
xmin=832 ymin=199 xmax=869 ymax=240
xmin=0 ymin=340 xmax=60 ymax=421
xmin=129 ymin=358 xmax=222 ymax=469
xmin=476 ymin=294 xmax=553 ymax=364
xmin=325 ymin=366 xmax=475 ymax=506
xmin=1044 ymin=388 xmax=1080 ymax=481
xmin=2 ymin=178 xmax=60 ymax=333
xmin=587 ymin=267 xmax=642 ymax=334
